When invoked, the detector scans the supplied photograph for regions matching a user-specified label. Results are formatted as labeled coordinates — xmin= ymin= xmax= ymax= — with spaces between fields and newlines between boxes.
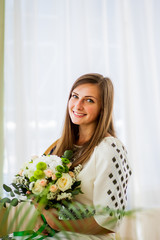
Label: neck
xmin=76 ymin=123 xmax=96 ymax=145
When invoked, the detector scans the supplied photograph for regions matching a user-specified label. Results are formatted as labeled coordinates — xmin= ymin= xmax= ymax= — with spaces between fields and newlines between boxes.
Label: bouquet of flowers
xmin=1 ymin=150 xmax=83 ymax=215
xmin=1 ymin=150 xmax=97 ymax=238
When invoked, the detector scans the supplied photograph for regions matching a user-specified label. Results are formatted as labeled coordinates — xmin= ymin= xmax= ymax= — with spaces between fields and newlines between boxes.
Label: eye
xmin=86 ymin=98 xmax=94 ymax=103
xmin=71 ymin=94 xmax=78 ymax=99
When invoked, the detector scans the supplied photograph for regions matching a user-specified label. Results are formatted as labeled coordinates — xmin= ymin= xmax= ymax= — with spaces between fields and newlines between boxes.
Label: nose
xmin=75 ymin=99 xmax=84 ymax=110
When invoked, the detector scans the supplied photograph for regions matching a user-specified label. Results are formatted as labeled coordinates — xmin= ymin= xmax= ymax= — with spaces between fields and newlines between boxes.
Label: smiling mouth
xmin=73 ymin=111 xmax=86 ymax=117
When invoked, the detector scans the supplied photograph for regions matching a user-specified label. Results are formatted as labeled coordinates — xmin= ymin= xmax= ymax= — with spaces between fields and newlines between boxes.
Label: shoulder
xmin=94 ymin=137 xmax=131 ymax=171
xmin=95 ymin=137 xmax=127 ymax=155
xmin=44 ymin=139 xmax=59 ymax=155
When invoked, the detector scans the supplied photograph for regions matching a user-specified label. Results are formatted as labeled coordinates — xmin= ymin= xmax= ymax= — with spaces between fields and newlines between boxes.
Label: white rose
xmin=32 ymin=180 xmax=44 ymax=195
xmin=57 ymin=173 xmax=73 ymax=192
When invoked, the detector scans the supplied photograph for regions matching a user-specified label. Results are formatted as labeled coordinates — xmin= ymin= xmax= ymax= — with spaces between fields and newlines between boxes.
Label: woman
xmin=35 ymin=73 xmax=132 ymax=239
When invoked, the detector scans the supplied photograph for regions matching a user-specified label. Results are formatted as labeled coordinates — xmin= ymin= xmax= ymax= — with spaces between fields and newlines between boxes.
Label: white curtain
xmin=4 ymin=0 xmax=160 ymax=211
xmin=0 ymin=0 xmax=5 ymax=193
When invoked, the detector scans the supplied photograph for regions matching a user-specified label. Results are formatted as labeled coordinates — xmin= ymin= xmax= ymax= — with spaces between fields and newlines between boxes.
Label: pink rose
xmin=19 ymin=170 xmax=23 ymax=176
xmin=26 ymin=191 xmax=31 ymax=194
xmin=67 ymin=163 xmax=72 ymax=169
xmin=39 ymin=179 xmax=47 ymax=187
xmin=50 ymin=184 xmax=58 ymax=193
xmin=44 ymin=169 xmax=53 ymax=178
xmin=69 ymin=171 xmax=75 ymax=178
xmin=52 ymin=173 xmax=57 ymax=180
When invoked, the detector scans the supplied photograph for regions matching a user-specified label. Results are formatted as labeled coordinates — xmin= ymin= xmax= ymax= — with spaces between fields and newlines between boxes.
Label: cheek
xmin=88 ymin=106 xmax=100 ymax=118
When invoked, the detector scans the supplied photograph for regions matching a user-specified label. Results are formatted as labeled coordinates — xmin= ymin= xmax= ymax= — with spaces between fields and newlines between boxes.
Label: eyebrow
xmin=72 ymin=91 xmax=97 ymax=100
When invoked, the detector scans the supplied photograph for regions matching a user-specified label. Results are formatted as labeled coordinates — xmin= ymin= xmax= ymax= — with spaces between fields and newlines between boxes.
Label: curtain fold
xmin=0 ymin=0 xmax=5 ymax=194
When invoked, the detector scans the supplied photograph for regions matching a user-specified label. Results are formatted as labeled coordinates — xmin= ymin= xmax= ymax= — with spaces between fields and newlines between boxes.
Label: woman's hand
xmin=32 ymin=199 xmax=54 ymax=234
xmin=41 ymin=208 xmax=60 ymax=231
xmin=33 ymin=214 xmax=44 ymax=232
xmin=33 ymin=214 xmax=50 ymax=235
xmin=33 ymin=199 xmax=113 ymax=234
xmin=32 ymin=199 xmax=60 ymax=231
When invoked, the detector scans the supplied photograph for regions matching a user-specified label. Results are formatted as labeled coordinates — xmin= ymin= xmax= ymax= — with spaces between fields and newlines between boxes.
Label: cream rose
xmin=32 ymin=180 xmax=44 ymax=195
xmin=57 ymin=173 xmax=73 ymax=192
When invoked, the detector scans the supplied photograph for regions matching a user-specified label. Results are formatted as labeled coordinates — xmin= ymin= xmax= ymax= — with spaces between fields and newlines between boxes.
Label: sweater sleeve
xmin=93 ymin=137 xmax=132 ymax=232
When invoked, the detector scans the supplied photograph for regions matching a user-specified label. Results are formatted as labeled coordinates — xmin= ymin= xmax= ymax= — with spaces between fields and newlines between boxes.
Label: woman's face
xmin=68 ymin=83 xmax=101 ymax=128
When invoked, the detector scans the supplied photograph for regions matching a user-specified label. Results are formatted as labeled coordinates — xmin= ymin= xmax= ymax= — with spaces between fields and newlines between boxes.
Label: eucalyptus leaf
xmin=14 ymin=190 xmax=21 ymax=195
xmin=3 ymin=197 xmax=11 ymax=203
xmin=10 ymin=198 xmax=19 ymax=206
xmin=0 ymin=197 xmax=11 ymax=205
xmin=3 ymin=184 xmax=12 ymax=192
xmin=10 ymin=191 xmax=15 ymax=197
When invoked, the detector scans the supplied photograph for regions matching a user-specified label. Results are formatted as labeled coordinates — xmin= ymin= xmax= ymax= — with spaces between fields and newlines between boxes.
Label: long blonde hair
xmin=46 ymin=73 xmax=116 ymax=167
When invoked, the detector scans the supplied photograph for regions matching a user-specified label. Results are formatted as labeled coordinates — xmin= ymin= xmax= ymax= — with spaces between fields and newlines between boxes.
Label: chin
xmin=71 ymin=120 xmax=81 ymax=125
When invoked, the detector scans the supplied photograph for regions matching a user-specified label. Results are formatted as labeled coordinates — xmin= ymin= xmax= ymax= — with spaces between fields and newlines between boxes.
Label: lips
xmin=73 ymin=111 xmax=86 ymax=117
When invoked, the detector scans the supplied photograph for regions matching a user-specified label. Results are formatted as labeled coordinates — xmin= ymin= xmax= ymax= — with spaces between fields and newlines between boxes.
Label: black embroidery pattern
xmin=106 ymin=141 xmax=132 ymax=218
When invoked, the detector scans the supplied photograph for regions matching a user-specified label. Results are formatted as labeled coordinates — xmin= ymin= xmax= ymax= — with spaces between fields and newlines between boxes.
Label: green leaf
xmin=10 ymin=191 xmax=15 ymax=197
xmin=14 ymin=190 xmax=21 ymax=195
xmin=72 ymin=188 xmax=82 ymax=195
xmin=10 ymin=198 xmax=19 ymax=206
xmin=0 ymin=197 xmax=11 ymax=204
xmin=63 ymin=150 xmax=73 ymax=159
xmin=3 ymin=184 xmax=12 ymax=192
xmin=72 ymin=181 xmax=81 ymax=188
